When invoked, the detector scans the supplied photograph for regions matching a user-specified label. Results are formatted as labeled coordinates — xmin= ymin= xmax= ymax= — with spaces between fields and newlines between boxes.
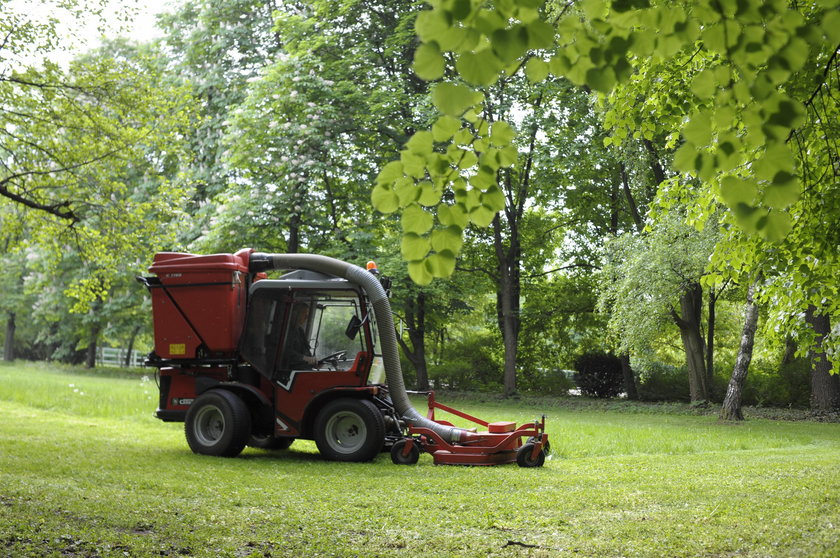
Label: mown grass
xmin=1 ymin=360 xmax=839 ymax=557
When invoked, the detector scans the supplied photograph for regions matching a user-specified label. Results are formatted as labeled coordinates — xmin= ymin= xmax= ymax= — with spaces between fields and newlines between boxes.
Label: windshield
xmin=240 ymin=288 xmax=368 ymax=379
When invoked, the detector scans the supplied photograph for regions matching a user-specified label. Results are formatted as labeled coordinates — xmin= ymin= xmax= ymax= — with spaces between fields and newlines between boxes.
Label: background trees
xmin=1 ymin=0 xmax=836 ymax=412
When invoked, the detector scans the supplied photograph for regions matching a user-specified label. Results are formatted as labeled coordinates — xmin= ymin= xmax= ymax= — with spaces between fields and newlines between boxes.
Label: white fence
xmin=96 ymin=347 xmax=146 ymax=368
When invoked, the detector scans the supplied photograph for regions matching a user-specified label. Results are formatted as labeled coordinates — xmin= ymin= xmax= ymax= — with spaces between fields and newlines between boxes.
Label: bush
xmin=573 ymin=352 xmax=624 ymax=398
xmin=637 ymin=362 xmax=690 ymax=402
xmin=428 ymin=332 xmax=502 ymax=391
xmin=520 ymin=368 xmax=576 ymax=396
xmin=740 ymin=358 xmax=810 ymax=408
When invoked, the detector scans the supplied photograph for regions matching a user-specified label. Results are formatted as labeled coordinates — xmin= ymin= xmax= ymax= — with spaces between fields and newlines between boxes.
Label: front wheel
xmin=185 ymin=390 xmax=251 ymax=457
xmin=390 ymin=439 xmax=420 ymax=465
xmin=314 ymin=398 xmax=385 ymax=462
xmin=516 ymin=442 xmax=546 ymax=468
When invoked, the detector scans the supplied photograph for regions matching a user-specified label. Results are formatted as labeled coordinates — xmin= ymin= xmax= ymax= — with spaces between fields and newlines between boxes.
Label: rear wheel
xmin=314 ymin=398 xmax=385 ymax=462
xmin=185 ymin=390 xmax=251 ymax=457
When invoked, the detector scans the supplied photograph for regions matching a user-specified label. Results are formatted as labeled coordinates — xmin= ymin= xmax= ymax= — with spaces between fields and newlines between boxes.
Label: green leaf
xmin=413 ymin=42 xmax=445 ymax=81
xmin=526 ymin=20 xmax=556 ymax=49
xmin=491 ymin=25 xmax=529 ymax=64
xmin=524 ymin=58 xmax=549 ymax=82
xmin=758 ymin=209 xmax=793 ymax=243
xmin=585 ymin=66 xmax=616 ymax=92
xmin=690 ymin=69 xmax=716 ymax=99
xmin=394 ymin=177 xmax=419 ymax=206
xmin=778 ymin=37 xmax=809 ymax=73
xmin=456 ymin=149 xmax=478 ymax=169
xmin=497 ymin=145 xmax=518 ymax=167
xmin=401 ymin=232 xmax=431 ymax=260
xmin=719 ymin=177 xmax=757 ymax=207
xmin=733 ymin=202 xmax=763 ymax=231
xmin=432 ymin=82 xmax=482 ymax=117
xmin=371 ymin=185 xmax=399 ymax=214
xmin=754 ymin=143 xmax=796 ymax=180
xmin=402 ymin=203 xmax=434 ymax=234
xmin=418 ymin=180 xmax=443 ymax=206
xmin=715 ymin=133 xmax=743 ymax=172
xmin=432 ymin=115 xmax=462 ymax=142
xmin=673 ymin=142 xmax=697 ymax=173
xmin=450 ymin=0 xmax=472 ymax=20
xmin=470 ymin=168 xmax=497 ymax=190
xmin=439 ymin=203 xmax=470 ymax=229
xmin=415 ymin=10 xmax=452 ymax=43
xmin=612 ymin=0 xmax=650 ymax=12
xmin=427 ymin=251 xmax=456 ymax=277
xmin=406 ymin=130 xmax=434 ymax=155
xmin=683 ymin=114 xmax=713 ymax=146
xmin=400 ymin=150 xmax=427 ymax=177
xmin=701 ymin=24 xmax=726 ymax=53
xmin=489 ymin=121 xmax=516 ymax=147
xmin=456 ymin=50 xmax=503 ymax=86
xmin=375 ymin=161 xmax=404 ymax=185
xmin=481 ymin=185 xmax=505 ymax=211
xmin=822 ymin=10 xmax=840 ymax=43
xmin=431 ymin=226 xmax=464 ymax=254
xmin=470 ymin=204 xmax=498 ymax=227
xmin=407 ymin=259 xmax=434 ymax=285
xmin=763 ymin=171 xmax=800 ymax=209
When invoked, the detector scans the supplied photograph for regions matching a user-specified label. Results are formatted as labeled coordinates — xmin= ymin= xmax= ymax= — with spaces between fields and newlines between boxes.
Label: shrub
xmin=740 ymin=358 xmax=810 ymax=408
xmin=520 ymin=368 xmax=576 ymax=396
xmin=428 ymin=332 xmax=502 ymax=391
xmin=573 ymin=352 xmax=624 ymax=398
xmin=637 ymin=362 xmax=690 ymax=402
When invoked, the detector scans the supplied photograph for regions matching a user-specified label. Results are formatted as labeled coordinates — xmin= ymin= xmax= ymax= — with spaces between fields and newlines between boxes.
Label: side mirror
xmin=345 ymin=315 xmax=362 ymax=340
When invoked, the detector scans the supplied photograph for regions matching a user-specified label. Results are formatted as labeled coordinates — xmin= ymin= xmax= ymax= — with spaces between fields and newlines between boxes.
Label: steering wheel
xmin=318 ymin=350 xmax=347 ymax=367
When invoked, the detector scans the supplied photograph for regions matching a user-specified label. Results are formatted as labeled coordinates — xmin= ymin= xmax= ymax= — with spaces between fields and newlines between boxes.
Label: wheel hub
xmin=325 ymin=411 xmax=367 ymax=454
xmin=194 ymin=405 xmax=224 ymax=445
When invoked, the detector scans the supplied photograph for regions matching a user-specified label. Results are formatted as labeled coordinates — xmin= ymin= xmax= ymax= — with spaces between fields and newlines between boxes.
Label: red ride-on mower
xmin=140 ymin=250 xmax=549 ymax=467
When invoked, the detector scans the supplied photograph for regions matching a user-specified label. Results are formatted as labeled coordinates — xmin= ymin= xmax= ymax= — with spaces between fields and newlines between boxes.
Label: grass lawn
xmin=1 ymin=361 xmax=839 ymax=557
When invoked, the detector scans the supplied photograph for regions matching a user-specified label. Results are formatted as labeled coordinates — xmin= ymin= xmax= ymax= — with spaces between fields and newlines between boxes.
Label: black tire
xmin=185 ymin=390 xmax=251 ymax=457
xmin=390 ymin=439 xmax=420 ymax=465
xmin=314 ymin=398 xmax=385 ymax=462
xmin=528 ymin=436 xmax=551 ymax=455
xmin=516 ymin=442 xmax=546 ymax=468
xmin=247 ymin=434 xmax=295 ymax=450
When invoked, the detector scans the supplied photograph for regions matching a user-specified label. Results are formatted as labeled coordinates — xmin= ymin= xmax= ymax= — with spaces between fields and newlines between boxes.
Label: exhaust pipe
xmin=250 ymin=252 xmax=469 ymax=443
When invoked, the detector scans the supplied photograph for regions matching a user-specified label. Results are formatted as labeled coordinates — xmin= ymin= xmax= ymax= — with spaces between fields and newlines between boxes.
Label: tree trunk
xmin=494 ymin=215 xmax=521 ymax=397
xmin=4 ymin=313 xmax=15 ymax=361
xmin=85 ymin=335 xmax=98 ymax=369
xmin=805 ymin=307 xmax=840 ymax=412
xmin=124 ymin=325 xmax=140 ymax=367
xmin=706 ymin=288 xmax=716 ymax=389
xmin=673 ymin=282 xmax=708 ymax=402
xmin=620 ymin=162 xmax=644 ymax=233
xmin=720 ymin=283 xmax=759 ymax=421
xmin=395 ymin=291 xmax=429 ymax=391
xmin=620 ymin=353 xmax=638 ymax=400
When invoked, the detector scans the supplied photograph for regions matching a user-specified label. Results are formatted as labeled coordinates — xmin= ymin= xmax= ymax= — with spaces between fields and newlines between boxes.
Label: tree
xmin=599 ymin=208 xmax=720 ymax=402
xmin=2 ymin=5 xmax=192 ymax=307
xmin=372 ymin=0 xmax=840 ymax=382
xmin=720 ymin=281 xmax=760 ymax=420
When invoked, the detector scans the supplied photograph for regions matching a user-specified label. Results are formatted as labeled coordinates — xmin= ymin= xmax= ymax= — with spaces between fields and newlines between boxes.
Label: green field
xmin=1 ymin=361 xmax=839 ymax=557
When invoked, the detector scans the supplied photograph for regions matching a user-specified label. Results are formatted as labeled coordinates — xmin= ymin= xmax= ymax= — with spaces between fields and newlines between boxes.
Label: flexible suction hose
xmin=250 ymin=252 xmax=467 ymax=443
